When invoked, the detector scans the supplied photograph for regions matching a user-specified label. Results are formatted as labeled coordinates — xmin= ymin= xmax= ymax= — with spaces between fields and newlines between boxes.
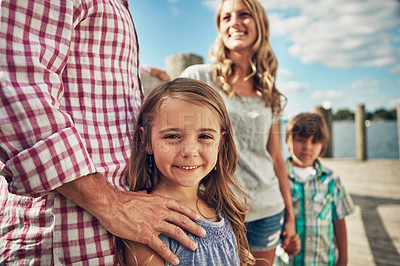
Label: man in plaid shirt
xmin=0 ymin=1 xmax=204 ymax=265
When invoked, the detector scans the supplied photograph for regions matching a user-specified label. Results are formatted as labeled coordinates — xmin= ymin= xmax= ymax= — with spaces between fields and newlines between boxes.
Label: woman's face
xmin=218 ymin=0 xmax=257 ymax=55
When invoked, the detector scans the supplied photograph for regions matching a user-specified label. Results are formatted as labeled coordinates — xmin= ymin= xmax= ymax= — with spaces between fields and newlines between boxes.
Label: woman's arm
xmin=267 ymin=122 xmax=297 ymax=252
xmin=333 ymin=218 xmax=348 ymax=265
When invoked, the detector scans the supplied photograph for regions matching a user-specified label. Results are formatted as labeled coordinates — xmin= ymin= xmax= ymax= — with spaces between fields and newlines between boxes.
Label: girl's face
xmin=148 ymin=98 xmax=223 ymax=191
xmin=287 ymin=135 xmax=323 ymax=168
xmin=218 ymin=0 xmax=257 ymax=55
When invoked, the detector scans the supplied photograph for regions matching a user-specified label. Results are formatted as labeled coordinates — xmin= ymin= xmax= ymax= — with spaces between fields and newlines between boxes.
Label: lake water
xmin=281 ymin=120 xmax=399 ymax=159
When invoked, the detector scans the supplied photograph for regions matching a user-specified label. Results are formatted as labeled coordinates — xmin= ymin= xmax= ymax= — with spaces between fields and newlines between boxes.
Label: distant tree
xmin=372 ymin=108 xmax=396 ymax=120
xmin=366 ymin=112 xmax=373 ymax=120
xmin=333 ymin=109 xmax=354 ymax=120
xmin=332 ymin=107 xmax=396 ymax=121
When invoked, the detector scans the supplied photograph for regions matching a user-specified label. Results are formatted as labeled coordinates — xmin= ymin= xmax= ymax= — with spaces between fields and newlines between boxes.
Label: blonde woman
xmin=181 ymin=0 xmax=299 ymax=264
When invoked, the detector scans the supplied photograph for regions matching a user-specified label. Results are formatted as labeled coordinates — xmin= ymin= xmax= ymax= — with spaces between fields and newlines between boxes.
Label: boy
xmin=285 ymin=113 xmax=355 ymax=265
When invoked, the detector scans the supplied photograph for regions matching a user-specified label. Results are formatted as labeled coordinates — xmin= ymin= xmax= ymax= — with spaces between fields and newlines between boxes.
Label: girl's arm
xmin=267 ymin=122 xmax=297 ymax=252
xmin=333 ymin=218 xmax=348 ymax=266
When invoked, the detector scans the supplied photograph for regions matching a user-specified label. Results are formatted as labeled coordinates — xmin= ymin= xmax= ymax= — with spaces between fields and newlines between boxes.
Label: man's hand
xmin=57 ymin=173 xmax=206 ymax=265
xmin=149 ymin=67 xmax=170 ymax=81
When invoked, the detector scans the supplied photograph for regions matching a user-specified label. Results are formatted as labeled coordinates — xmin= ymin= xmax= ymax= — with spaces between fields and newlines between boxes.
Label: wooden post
xmin=315 ymin=106 xmax=333 ymax=158
xmin=355 ymin=104 xmax=367 ymax=160
xmin=165 ymin=53 xmax=204 ymax=79
xmin=397 ymin=105 xmax=400 ymax=160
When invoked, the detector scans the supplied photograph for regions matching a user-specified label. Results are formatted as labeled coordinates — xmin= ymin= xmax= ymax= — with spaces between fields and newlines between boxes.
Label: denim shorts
xmin=245 ymin=210 xmax=285 ymax=251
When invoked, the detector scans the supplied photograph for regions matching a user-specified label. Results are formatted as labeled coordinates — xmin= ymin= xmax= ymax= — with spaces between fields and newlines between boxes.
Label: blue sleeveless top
xmin=159 ymin=212 xmax=240 ymax=266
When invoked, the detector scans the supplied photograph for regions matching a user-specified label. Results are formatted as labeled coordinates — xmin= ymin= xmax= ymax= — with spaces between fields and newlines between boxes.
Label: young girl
xmin=116 ymin=78 xmax=255 ymax=265
xmin=180 ymin=0 xmax=298 ymax=264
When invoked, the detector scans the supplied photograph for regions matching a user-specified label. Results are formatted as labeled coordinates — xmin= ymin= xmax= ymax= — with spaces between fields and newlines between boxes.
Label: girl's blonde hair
xmin=210 ymin=0 xmax=286 ymax=115
xmin=116 ymin=78 xmax=255 ymax=265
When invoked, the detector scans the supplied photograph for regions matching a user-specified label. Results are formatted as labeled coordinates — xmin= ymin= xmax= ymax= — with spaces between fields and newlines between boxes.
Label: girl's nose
xmin=180 ymin=141 xmax=199 ymax=158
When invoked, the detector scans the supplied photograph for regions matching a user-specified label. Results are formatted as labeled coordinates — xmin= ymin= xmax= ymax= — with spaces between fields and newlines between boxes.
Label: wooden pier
xmin=321 ymin=158 xmax=400 ymax=266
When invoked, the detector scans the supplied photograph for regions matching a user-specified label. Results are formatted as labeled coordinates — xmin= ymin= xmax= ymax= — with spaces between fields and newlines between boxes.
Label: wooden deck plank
xmin=321 ymin=159 xmax=400 ymax=266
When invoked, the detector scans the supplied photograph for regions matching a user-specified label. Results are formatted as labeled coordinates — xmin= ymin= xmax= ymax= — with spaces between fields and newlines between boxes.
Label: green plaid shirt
xmin=287 ymin=159 xmax=355 ymax=266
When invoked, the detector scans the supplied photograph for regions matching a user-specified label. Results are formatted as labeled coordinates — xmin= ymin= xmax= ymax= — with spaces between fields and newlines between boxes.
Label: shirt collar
xmin=287 ymin=158 xmax=332 ymax=183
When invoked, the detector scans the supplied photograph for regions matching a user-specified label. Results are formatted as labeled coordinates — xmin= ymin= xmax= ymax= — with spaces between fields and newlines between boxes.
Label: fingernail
xmin=201 ymin=229 xmax=206 ymax=237
xmin=192 ymin=242 xmax=198 ymax=250
xmin=196 ymin=213 xmax=201 ymax=220
xmin=173 ymin=258 xmax=179 ymax=265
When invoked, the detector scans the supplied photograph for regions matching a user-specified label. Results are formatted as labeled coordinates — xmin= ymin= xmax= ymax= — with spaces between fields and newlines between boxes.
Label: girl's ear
xmin=139 ymin=127 xmax=153 ymax=154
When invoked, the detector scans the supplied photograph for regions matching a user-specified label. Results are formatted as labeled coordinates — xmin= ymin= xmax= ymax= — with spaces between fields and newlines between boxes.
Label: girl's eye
xmin=163 ymin=134 xmax=180 ymax=139
xmin=241 ymin=12 xmax=251 ymax=17
xmin=199 ymin=134 xmax=214 ymax=140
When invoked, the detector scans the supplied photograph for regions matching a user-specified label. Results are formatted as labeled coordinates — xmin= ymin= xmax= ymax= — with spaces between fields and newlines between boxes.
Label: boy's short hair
xmin=285 ymin=113 xmax=330 ymax=156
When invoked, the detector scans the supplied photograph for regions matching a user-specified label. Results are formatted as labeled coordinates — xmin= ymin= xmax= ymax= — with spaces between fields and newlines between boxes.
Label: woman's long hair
xmin=116 ymin=78 xmax=255 ymax=265
xmin=210 ymin=0 xmax=286 ymax=115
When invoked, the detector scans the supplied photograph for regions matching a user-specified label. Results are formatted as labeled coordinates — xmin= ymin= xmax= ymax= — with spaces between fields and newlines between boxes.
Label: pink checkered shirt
xmin=0 ymin=0 xmax=143 ymax=264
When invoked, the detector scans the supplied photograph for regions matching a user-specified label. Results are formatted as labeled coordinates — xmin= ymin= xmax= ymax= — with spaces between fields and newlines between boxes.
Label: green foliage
xmin=333 ymin=108 xmax=397 ymax=121
xmin=333 ymin=109 xmax=354 ymax=120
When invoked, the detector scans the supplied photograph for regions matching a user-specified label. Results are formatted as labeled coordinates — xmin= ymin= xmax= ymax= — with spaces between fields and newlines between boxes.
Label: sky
xmin=129 ymin=0 xmax=400 ymax=119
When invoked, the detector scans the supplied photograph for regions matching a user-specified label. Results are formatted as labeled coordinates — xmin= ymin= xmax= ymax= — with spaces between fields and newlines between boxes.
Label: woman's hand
xmin=281 ymin=218 xmax=300 ymax=256
xmin=282 ymin=231 xmax=301 ymax=257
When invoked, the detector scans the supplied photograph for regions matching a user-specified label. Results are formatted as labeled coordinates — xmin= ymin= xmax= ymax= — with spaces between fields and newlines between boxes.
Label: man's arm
xmin=57 ymin=173 xmax=205 ymax=266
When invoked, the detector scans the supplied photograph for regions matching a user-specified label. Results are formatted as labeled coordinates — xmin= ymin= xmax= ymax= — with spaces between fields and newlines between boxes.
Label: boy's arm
xmin=333 ymin=218 xmax=348 ymax=266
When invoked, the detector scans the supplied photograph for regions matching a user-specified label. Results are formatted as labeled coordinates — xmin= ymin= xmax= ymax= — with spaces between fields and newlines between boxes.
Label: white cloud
xmin=201 ymin=0 xmax=218 ymax=10
xmin=390 ymin=64 xmax=400 ymax=74
xmin=388 ymin=98 xmax=400 ymax=108
xmin=170 ymin=7 xmax=179 ymax=17
xmin=312 ymin=90 xmax=344 ymax=101
xmin=265 ymin=0 xmax=400 ymax=69
xmin=278 ymin=80 xmax=309 ymax=93
xmin=351 ymin=76 xmax=380 ymax=89
xmin=276 ymin=68 xmax=309 ymax=93
xmin=277 ymin=68 xmax=295 ymax=80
